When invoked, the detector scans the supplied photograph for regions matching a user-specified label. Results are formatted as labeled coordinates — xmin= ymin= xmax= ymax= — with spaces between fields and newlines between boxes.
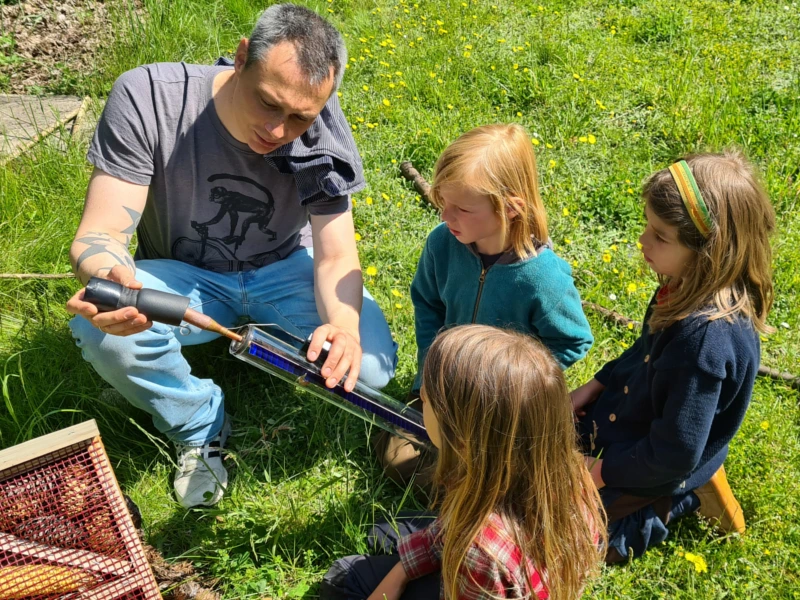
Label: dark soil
xmin=0 ymin=0 xmax=111 ymax=94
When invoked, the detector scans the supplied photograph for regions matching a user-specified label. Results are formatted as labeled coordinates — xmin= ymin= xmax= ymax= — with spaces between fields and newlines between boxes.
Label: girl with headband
xmin=572 ymin=151 xmax=776 ymax=562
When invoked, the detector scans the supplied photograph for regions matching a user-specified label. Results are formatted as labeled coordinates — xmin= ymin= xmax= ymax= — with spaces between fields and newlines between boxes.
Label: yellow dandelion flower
xmin=627 ymin=283 xmax=637 ymax=293
xmin=391 ymin=289 xmax=402 ymax=297
xmin=562 ymin=207 xmax=569 ymax=216
xmin=366 ymin=196 xmax=373 ymax=205
xmin=760 ymin=421 xmax=769 ymax=430
xmin=573 ymin=73 xmax=581 ymax=80
xmin=366 ymin=266 xmax=378 ymax=276
xmin=532 ymin=138 xmax=540 ymax=146
xmin=627 ymin=322 xmax=635 ymax=330
xmin=636 ymin=241 xmax=643 ymax=250
xmin=588 ymin=134 xmax=597 ymax=144
xmin=382 ymin=98 xmax=391 ymax=107
xmin=602 ymin=253 xmax=612 ymax=263
xmin=337 ymin=91 xmax=342 ymax=97
xmin=546 ymin=143 xmax=554 ymax=149
xmin=497 ymin=38 xmax=506 ymax=43
xmin=354 ymin=232 xmax=362 ymax=241
xmin=549 ymin=159 xmax=557 ymax=168
xmin=395 ymin=303 xmax=403 ymax=309
xmin=683 ymin=552 xmax=708 ymax=574
xmin=572 ymin=259 xmax=579 ymax=267
xmin=396 ymin=202 xmax=403 ymax=208
xmin=448 ymin=104 xmax=454 ymax=109
xmin=351 ymin=124 xmax=358 ymax=131
xmin=517 ymin=111 xmax=523 ymax=117
xmin=564 ymin=238 xmax=572 ymax=245
xmin=610 ymin=244 xmax=618 ymax=251
xmin=362 ymin=85 xmax=369 ymax=91
xmin=381 ymin=193 xmax=390 ymax=200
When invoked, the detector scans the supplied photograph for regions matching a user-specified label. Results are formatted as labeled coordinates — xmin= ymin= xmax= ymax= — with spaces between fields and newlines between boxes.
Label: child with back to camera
xmin=572 ymin=151 xmax=776 ymax=562
xmin=379 ymin=124 xmax=594 ymax=483
xmin=321 ymin=324 xmax=605 ymax=600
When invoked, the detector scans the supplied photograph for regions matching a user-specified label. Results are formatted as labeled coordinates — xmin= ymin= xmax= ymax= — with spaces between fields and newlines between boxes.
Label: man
xmin=66 ymin=4 xmax=397 ymax=508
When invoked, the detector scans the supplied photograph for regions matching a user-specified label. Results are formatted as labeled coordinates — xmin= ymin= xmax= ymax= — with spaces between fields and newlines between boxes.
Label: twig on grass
xmin=398 ymin=160 xmax=800 ymax=391
xmin=0 ymin=105 xmax=83 ymax=168
xmin=0 ymin=273 xmax=75 ymax=279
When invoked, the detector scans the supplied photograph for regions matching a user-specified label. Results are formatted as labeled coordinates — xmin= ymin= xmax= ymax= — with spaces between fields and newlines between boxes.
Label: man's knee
xmin=69 ymin=316 xmax=176 ymax=368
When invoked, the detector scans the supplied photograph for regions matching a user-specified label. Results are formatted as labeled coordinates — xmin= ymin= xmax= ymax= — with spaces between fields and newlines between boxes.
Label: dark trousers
xmin=320 ymin=512 xmax=440 ymax=600
xmin=602 ymin=486 xmax=701 ymax=563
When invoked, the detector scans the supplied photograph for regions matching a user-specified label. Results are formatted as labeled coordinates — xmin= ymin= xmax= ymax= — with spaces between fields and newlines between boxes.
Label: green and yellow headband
xmin=668 ymin=160 xmax=713 ymax=238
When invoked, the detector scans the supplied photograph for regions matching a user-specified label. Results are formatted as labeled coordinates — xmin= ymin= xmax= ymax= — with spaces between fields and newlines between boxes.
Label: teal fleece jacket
xmin=411 ymin=223 xmax=593 ymax=388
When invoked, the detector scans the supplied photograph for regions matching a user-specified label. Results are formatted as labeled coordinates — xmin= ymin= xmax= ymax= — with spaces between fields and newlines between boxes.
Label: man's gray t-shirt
xmin=88 ymin=62 xmax=350 ymax=272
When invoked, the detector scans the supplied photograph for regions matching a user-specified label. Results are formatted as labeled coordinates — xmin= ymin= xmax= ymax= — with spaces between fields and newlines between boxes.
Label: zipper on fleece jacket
xmin=471 ymin=267 xmax=488 ymax=322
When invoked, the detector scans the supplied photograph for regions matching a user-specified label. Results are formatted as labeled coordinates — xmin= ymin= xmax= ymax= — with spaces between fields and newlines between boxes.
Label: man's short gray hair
xmin=246 ymin=3 xmax=347 ymax=91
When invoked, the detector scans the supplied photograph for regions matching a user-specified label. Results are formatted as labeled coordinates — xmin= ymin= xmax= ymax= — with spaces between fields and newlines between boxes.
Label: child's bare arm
xmin=367 ymin=561 xmax=409 ymax=600
xmin=571 ymin=378 xmax=605 ymax=415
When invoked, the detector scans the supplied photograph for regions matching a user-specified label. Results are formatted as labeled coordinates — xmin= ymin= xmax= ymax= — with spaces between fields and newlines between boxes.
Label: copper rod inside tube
xmin=183 ymin=307 xmax=243 ymax=342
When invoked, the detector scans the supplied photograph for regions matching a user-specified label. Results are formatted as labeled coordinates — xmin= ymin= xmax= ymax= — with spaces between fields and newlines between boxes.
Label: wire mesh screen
xmin=0 ymin=427 xmax=160 ymax=599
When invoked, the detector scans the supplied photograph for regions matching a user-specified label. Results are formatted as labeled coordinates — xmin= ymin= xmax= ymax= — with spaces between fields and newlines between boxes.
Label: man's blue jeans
xmin=69 ymin=249 xmax=399 ymax=446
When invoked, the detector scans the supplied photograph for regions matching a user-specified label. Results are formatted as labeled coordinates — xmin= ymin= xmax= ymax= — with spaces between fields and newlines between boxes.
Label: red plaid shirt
xmin=397 ymin=514 xmax=548 ymax=600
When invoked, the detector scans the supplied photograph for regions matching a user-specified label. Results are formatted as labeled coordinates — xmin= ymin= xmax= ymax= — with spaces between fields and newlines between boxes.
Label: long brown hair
xmin=430 ymin=124 xmax=549 ymax=259
xmin=422 ymin=325 xmax=605 ymax=599
xmin=644 ymin=150 xmax=776 ymax=332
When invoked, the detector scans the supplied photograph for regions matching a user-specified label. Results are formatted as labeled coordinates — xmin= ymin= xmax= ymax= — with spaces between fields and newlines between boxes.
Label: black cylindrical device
xmin=83 ymin=277 xmax=190 ymax=326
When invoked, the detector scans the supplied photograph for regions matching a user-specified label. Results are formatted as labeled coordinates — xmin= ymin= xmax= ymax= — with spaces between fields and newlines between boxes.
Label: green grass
xmin=2 ymin=0 xmax=799 ymax=597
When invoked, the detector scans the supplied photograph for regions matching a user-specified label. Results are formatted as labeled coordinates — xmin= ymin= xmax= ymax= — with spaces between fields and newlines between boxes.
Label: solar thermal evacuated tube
xmin=229 ymin=325 xmax=429 ymax=444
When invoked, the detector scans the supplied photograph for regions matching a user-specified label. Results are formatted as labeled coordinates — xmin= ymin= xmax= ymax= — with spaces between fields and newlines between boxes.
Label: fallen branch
xmin=0 ymin=273 xmax=75 ymax=279
xmin=582 ymin=301 xmax=640 ymax=329
xmin=70 ymin=96 xmax=93 ymax=140
xmin=0 ymin=104 xmax=82 ymax=168
xmin=400 ymin=161 xmax=432 ymax=204
xmin=399 ymin=160 xmax=800 ymax=391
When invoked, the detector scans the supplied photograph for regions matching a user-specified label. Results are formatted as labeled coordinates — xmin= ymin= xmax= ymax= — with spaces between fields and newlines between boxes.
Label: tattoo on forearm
xmin=119 ymin=206 xmax=142 ymax=245
xmin=74 ymin=231 xmax=136 ymax=276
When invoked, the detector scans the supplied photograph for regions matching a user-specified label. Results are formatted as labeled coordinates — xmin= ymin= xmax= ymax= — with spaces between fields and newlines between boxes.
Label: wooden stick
xmin=399 ymin=161 xmax=433 ymax=203
xmin=81 ymin=573 xmax=159 ymax=599
xmin=0 ymin=273 xmax=75 ymax=279
xmin=582 ymin=300 xmax=640 ymax=329
xmin=399 ymin=160 xmax=800 ymax=391
xmin=70 ymin=96 xmax=92 ymax=139
xmin=0 ymin=105 xmax=82 ymax=168
xmin=0 ymin=531 xmax=131 ymax=577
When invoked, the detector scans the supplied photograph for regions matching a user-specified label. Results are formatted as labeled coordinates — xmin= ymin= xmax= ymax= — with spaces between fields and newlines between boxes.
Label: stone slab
xmin=0 ymin=94 xmax=84 ymax=159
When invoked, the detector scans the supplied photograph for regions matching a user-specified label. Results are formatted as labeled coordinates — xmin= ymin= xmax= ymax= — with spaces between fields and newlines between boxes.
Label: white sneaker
xmin=173 ymin=416 xmax=231 ymax=508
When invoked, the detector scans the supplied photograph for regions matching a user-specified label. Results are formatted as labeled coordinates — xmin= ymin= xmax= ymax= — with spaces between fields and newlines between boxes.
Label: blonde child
xmin=572 ymin=151 xmax=775 ymax=561
xmin=381 ymin=124 xmax=593 ymax=481
xmin=322 ymin=325 xmax=605 ymax=600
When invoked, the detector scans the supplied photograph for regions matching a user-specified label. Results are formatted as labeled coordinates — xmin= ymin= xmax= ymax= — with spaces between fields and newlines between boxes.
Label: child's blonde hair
xmin=643 ymin=150 xmax=775 ymax=332
xmin=430 ymin=124 xmax=548 ymax=259
xmin=422 ymin=325 xmax=605 ymax=600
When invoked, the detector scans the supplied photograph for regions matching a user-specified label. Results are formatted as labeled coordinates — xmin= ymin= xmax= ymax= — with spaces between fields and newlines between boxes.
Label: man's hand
xmin=367 ymin=561 xmax=409 ymax=600
xmin=306 ymin=324 xmax=362 ymax=392
xmin=66 ymin=265 xmax=152 ymax=337
xmin=570 ymin=378 xmax=606 ymax=417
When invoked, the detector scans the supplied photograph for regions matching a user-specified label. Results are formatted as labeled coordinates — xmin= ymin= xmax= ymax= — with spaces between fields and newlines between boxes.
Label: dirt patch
xmin=0 ymin=0 xmax=111 ymax=93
